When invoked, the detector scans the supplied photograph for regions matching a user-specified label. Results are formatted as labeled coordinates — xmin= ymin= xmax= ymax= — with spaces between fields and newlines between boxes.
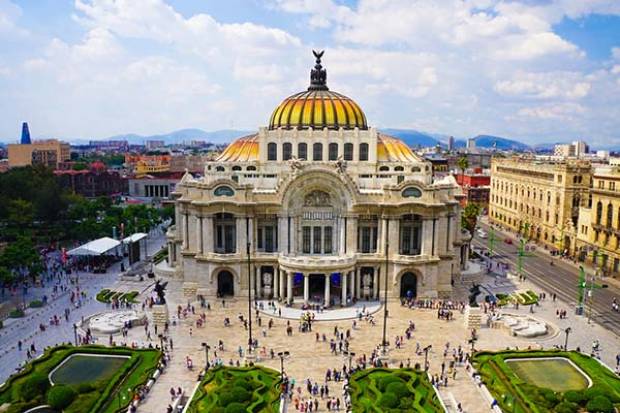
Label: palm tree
xmin=457 ymin=156 xmax=469 ymax=176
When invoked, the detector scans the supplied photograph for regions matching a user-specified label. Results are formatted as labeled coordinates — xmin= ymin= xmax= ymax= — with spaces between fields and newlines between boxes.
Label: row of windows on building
xmin=596 ymin=179 xmax=619 ymax=191
xmin=209 ymin=213 xmax=422 ymax=255
xmin=267 ymin=142 xmax=369 ymax=162
xmin=491 ymin=195 xmax=561 ymax=225
xmin=490 ymin=210 xmax=559 ymax=243
xmin=594 ymin=201 xmax=620 ymax=230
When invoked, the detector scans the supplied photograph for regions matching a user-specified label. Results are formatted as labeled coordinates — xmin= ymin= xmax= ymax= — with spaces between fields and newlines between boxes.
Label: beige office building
xmin=8 ymin=139 xmax=71 ymax=168
xmin=489 ymin=157 xmax=591 ymax=252
xmin=575 ymin=165 xmax=620 ymax=275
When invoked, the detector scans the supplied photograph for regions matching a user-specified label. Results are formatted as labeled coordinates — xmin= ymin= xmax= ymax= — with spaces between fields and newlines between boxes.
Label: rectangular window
xmin=302 ymin=226 xmax=311 ymax=254
xmin=324 ymin=226 xmax=333 ymax=254
xmin=265 ymin=226 xmax=275 ymax=252
xmin=360 ymin=226 xmax=371 ymax=253
xmin=257 ymin=227 xmax=263 ymax=249
xmin=224 ymin=225 xmax=235 ymax=253
xmin=313 ymin=226 xmax=322 ymax=253
xmin=359 ymin=143 xmax=369 ymax=161
xmin=344 ymin=143 xmax=353 ymax=161
xmin=298 ymin=143 xmax=307 ymax=160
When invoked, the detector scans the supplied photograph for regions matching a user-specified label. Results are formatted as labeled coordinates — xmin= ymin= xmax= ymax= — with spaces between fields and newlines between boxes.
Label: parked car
xmin=477 ymin=230 xmax=487 ymax=239
xmin=504 ymin=238 xmax=513 ymax=245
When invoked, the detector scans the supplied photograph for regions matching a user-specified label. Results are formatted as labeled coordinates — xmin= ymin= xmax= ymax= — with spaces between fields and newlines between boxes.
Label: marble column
xmin=273 ymin=268 xmax=280 ymax=299
xmin=378 ymin=218 xmax=388 ymax=255
xmin=341 ymin=272 xmax=347 ymax=306
xmin=279 ymin=270 xmax=286 ymax=300
xmin=255 ymin=266 xmax=261 ymax=298
xmin=373 ymin=268 xmax=379 ymax=299
xmin=204 ymin=216 xmax=213 ymax=254
xmin=339 ymin=217 xmax=346 ymax=254
xmin=182 ymin=213 xmax=188 ymax=249
xmin=279 ymin=216 xmax=288 ymax=254
xmin=324 ymin=274 xmax=331 ymax=307
xmin=304 ymin=274 xmax=309 ymax=304
xmin=356 ymin=268 xmax=361 ymax=299
xmin=287 ymin=272 xmax=293 ymax=304
xmin=350 ymin=270 xmax=355 ymax=297
xmin=421 ymin=219 xmax=433 ymax=256
xmin=235 ymin=217 xmax=247 ymax=254
xmin=197 ymin=216 xmax=203 ymax=254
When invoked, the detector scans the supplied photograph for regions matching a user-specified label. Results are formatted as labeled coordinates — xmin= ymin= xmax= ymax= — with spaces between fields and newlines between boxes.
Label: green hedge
xmin=0 ymin=345 xmax=161 ymax=413
xmin=473 ymin=350 xmax=620 ymax=413
xmin=96 ymin=289 xmax=139 ymax=304
xmin=186 ymin=366 xmax=281 ymax=413
xmin=29 ymin=299 xmax=44 ymax=308
xmin=348 ymin=368 xmax=443 ymax=412
xmin=8 ymin=308 xmax=24 ymax=318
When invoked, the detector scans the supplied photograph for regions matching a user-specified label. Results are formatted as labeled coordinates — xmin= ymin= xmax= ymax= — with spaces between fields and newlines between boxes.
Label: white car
xmin=477 ymin=230 xmax=487 ymax=239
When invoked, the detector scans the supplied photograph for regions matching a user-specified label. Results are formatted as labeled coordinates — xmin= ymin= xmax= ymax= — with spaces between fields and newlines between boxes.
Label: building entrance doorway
xmin=400 ymin=272 xmax=417 ymax=298
xmin=217 ymin=270 xmax=234 ymax=296
xmin=309 ymin=274 xmax=325 ymax=300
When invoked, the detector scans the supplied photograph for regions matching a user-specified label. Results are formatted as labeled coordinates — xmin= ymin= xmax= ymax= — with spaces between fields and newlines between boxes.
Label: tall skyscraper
xmin=21 ymin=122 xmax=31 ymax=145
xmin=448 ymin=136 xmax=454 ymax=151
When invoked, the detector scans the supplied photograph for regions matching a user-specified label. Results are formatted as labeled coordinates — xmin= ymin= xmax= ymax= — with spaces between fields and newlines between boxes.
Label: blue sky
xmin=0 ymin=0 xmax=619 ymax=146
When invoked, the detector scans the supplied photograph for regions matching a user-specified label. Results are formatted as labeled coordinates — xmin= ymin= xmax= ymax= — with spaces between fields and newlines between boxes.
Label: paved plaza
xmin=1 ymin=239 xmax=619 ymax=412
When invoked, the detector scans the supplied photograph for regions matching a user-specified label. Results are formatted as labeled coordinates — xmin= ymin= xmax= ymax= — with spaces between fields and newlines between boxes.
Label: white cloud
xmin=495 ymin=72 xmax=591 ymax=99
xmin=517 ymin=103 xmax=585 ymax=119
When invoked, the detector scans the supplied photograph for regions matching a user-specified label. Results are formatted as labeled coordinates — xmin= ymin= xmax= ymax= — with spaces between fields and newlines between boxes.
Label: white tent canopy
xmin=122 ymin=233 xmax=147 ymax=244
xmin=67 ymin=237 xmax=121 ymax=256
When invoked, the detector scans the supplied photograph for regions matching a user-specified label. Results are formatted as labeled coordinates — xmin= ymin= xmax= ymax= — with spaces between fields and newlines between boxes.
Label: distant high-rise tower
xmin=21 ymin=122 xmax=31 ymax=145
xmin=448 ymin=136 xmax=454 ymax=151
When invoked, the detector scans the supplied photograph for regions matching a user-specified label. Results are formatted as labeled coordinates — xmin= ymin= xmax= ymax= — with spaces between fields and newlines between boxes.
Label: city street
xmin=473 ymin=221 xmax=620 ymax=332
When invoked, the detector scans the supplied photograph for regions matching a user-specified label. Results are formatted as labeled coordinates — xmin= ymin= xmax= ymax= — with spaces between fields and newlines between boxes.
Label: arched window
xmin=246 ymin=165 xmax=256 ymax=171
xmin=596 ymin=201 xmax=603 ymax=225
xmin=267 ymin=142 xmax=277 ymax=161
xmin=359 ymin=143 xmax=369 ymax=161
xmin=283 ymin=142 xmax=292 ymax=160
xmin=607 ymin=202 xmax=613 ymax=227
xmin=328 ymin=143 xmax=338 ymax=161
xmin=298 ymin=143 xmax=307 ymax=160
xmin=402 ymin=187 xmax=422 ymax=198
xmin=344 ymin=143 xmax=353 ymax=161
xmin=232 ymin=166 xmax=241 ymax=171
xmin=313 ymin=143 xmax=323 ymax=161
xmin=216 ymin=166 xmax=225 ymax=172
xmin=411 ymin=167 xmax=421 ymax=172
xmin=394 ymin=166 xmax=404 ymax=171
xmin=214 ymin=186 xmax=234 ymax=197
xmin=379 ymin=166 xmax=389 ymax=172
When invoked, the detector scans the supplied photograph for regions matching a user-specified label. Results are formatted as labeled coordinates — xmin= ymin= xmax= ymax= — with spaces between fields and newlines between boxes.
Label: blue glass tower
xmin=21 ymin=122 xmax=31 ymax=144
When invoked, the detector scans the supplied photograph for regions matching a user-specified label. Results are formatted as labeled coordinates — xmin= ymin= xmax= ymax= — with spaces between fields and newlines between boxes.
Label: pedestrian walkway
xmin=257 ymin=300 xmax=382 ymax=321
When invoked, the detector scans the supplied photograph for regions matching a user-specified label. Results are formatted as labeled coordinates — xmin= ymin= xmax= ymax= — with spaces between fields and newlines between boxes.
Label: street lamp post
xmin=277 ymin=351 xmax=290 ymax=379
xmin=423 ymin=345 xmax=432 ymax=372
xmin=343 ymin=350 xmax=356 ymax=371
xmin=564 ymin=327 xmax=572 ymax=350
xmin=381 ymin=231 xmax=389 ymax=356
xmin=247 ymin=237 xmax=253 ymax=358
xmin=202 ymin=342 xmax=211 ymax=370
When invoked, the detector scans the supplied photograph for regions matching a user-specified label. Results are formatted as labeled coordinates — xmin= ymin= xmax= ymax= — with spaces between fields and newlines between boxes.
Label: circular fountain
xmin=85 ymin=310 xmax=146 ymax=334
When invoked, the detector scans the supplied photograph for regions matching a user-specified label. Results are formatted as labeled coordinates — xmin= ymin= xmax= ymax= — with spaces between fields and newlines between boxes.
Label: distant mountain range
xmin=7 ymin=127 xmax=611 ymax=152
xmin=381 ymin=129 xmax=531 ymax=151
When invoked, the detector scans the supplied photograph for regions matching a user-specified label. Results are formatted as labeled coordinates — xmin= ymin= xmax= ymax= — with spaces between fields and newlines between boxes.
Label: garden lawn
xmin=0 ymin=345 xmax=161 ymax=413
xmin=186 ymin=365 xmax=282 ymax=413
xmin=348 ymin=368 xmax=444 ymax=412
xmin=473 ymin=350 xmax=620 ymax=413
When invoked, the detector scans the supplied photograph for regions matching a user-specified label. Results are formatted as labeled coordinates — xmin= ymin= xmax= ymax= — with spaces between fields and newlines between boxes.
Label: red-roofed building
xmin=455 ymin=168 xmax=490 ymax=212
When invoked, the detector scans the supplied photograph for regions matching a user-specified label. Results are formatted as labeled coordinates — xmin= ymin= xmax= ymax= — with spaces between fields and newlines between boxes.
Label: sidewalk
xmin=479 ymin=217 xmax=620 ymax=290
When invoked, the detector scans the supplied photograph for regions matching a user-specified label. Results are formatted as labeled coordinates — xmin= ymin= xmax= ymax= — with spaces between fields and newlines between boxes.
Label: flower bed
xmin=0 ymin=345 xmax=161 ymax=413
xmin=348 ymin=368 xmax=444 ymax=412
xmin=473 ymin=350 xmax=620 ymax=413
xmin=186 ymin=365 xmax=282 ymax=413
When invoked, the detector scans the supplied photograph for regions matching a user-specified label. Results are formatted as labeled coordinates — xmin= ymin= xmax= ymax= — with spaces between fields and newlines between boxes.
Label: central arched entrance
xmin=217 ymin=270 xmax=234 ymax=296
xmin=309 ymin=274 xmax=325 ymax=301
xmin=400 ymin=272 xmax=417 ymax=299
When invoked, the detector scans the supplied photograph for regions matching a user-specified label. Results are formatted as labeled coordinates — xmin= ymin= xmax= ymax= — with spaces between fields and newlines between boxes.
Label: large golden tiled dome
xmin=268 ymin=50 xmax=367 ymax=130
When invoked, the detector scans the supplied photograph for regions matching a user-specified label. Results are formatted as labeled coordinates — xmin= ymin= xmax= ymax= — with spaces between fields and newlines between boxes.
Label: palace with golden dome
xmin=166 ymin=52 xmax=465 ymax=304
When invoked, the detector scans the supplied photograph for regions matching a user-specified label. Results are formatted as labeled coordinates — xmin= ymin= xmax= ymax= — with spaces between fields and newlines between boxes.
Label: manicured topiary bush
xmin=564 ymin=390 xmax=586 ymax=404
xmin=586 ymin=395 xmax=614 ymax=413
xmin=385 ymin=381 xmax=409 ymax=399
xmin=18 ymin=374 xmax=50 ymax=401
xmin=230 ymin=386 xmax=251 ymax=404
xmin=555 ymin=401 xmax=579 ymax=413
xmin=378 ymin=392 xmax=399 ymax=408
xmin=224 ymin=403 xmax=247 ymax=413
xmin=47 ymin=385 xmax=77 ymax=409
